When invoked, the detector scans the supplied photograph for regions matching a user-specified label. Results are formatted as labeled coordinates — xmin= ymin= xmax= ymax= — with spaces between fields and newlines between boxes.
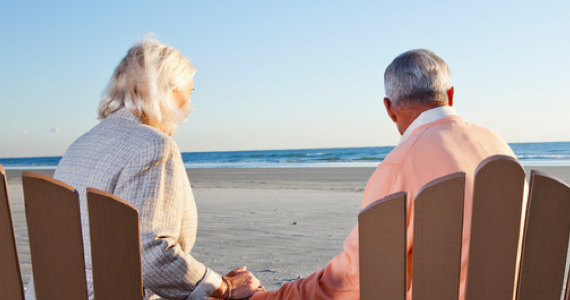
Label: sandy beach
xmin=6 ymin=166 xmax=570 ymax=291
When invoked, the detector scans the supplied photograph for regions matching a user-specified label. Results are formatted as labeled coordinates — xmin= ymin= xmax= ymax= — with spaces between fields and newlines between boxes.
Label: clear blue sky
xmin=1 ymin=0 xmax=569 ymax=158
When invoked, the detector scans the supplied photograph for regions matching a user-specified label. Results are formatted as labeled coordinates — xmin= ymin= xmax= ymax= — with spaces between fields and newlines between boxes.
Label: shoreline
xmin=6 ymin=165 xmax=570 ymax=186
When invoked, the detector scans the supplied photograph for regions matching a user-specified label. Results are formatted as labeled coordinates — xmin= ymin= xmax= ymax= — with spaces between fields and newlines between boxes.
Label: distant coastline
xmin=2 ymin=142 xmax=570 ymax=169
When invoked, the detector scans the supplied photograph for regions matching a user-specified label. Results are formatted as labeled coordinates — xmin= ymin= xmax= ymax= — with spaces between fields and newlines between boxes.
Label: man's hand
xmin=212 ymin=266 xmax=264 ymax=299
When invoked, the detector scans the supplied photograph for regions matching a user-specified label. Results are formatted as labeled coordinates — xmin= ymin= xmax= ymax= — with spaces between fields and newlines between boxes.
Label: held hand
xmin=225 ymin=266 xmax=265 ymax=299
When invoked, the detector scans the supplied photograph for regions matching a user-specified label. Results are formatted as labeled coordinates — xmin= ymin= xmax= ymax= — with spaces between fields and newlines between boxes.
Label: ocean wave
xmin=316 ymin=157 xmax=342 ymax=161
xmin=2 ymin=143 xmax=570 ymax=169
xmin=306 ymin=152 xmax=328 ymax=157
xmin=355 ymin=157 xmax=383 ymax=161
xmin=0 ymin=156 xmax=61 ymax=168
xmin=516 ymin=154 xmax=570 ymax=160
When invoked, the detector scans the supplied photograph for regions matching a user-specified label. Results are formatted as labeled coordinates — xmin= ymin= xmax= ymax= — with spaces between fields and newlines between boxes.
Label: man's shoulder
xmin=440 ymin=117 xmax=509 ymax=147
xmin=416 ymin=115 xmax=506 ymax=146
xmin=386 ymin=116 xmax=512 ymax=163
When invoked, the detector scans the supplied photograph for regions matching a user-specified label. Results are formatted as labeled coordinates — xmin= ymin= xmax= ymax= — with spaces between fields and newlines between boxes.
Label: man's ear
xmin=447 ymin=87 xmax=454 ymax=107
xmin=384 ymin=98 xmax=397 ymax=122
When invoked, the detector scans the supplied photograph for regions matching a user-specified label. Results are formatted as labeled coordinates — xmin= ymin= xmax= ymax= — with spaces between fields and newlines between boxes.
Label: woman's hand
xmin=212 ymin=266 xmax=264 ymax=299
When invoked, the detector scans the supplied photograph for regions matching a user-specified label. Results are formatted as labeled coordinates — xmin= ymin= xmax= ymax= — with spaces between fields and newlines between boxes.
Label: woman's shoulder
xmin=77 ymin=117 xmax=180 ymax=161
xmin=122 ymin=123 xmax=180 ymax=158
xmin=136 ymin=125 xmax=180 ymax=155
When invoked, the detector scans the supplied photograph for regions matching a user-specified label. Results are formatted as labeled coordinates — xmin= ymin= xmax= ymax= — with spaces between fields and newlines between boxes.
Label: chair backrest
xmin=0 ymin=164 xmax=25 ymax=300
xmin=22 ymin=172 xmax=88 ymax=300
xmin=359 ymin=155 xmax=570 ymax=300
xmin=411 ymin=172 xmax=465 ymax=300
xmin=465 ymin=156 xmax=526 ymax=300
xmin=87 ymin=188 xmax=144 ymax=300
xmin=359 ymin=192 xmax=407 ymax=300
xmin=516 ymin=170 xmax=570 ymax=300
xmin=359 ymin=172 xmax=466 ymax=300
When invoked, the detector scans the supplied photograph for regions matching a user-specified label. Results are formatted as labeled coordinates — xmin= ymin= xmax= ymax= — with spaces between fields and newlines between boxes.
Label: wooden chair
xmin=21 ymin=171 xmax=143 ymax=299
xmin=359 ymin=155 xmax=570 ymax=300
xmin=0 ymin=164 xmax=25 ymax=300
xmin=22 ymin=172 xmax=88 ymax=300
xmin=87 ymin=188 xmax=144 ymax=300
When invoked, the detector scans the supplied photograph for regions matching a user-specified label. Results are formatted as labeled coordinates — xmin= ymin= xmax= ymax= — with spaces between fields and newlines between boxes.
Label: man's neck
xmin=395 ymin=104 xmax=442 ymax=135
xmin=397 ymin=105 xmax=458 ymax=145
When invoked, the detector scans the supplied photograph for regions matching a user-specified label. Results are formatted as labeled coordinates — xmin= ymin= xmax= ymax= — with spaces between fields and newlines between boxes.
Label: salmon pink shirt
xmin=252 ymin=106 xmax=516 ymax=300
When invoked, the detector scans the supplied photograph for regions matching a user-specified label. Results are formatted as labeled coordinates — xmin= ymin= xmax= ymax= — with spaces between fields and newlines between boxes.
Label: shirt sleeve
xmin=252 ymin=163 xmax=405 ymax=300
xmin=114 ymin=137 xmax=221 ymax=299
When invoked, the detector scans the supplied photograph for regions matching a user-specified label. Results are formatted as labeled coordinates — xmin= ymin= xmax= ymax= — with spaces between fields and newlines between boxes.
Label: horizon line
xmin=1 ymin=140 xmax=569 ymax=160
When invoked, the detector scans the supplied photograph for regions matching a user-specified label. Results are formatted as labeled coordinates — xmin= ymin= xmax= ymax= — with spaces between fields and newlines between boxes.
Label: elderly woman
xmin=25 ymin=38 xmax=262 ymax=300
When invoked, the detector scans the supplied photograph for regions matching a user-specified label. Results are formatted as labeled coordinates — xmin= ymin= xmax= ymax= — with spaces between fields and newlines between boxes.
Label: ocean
xmin=1 ymin=142 xmax=570 ymax=170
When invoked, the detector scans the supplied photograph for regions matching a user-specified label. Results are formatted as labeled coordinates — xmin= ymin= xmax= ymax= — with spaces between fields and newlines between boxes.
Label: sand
xmin=5 ymin=166 xmax=570 ymax=290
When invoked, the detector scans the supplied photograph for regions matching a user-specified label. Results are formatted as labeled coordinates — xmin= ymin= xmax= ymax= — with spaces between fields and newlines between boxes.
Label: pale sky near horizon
xmin=1 ymin=0 xmax=569 ymax=158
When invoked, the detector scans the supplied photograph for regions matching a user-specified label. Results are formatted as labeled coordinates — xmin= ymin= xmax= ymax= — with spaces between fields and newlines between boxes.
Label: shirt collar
xmin=106 ymin=107 xmax=142 ymax=124
xmin=398 ymin=106 xmax=457 ymax=145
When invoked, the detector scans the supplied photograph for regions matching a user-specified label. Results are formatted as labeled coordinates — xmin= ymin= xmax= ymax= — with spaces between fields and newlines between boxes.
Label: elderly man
xmin=252 ymin=49 xmax=516 ymax=300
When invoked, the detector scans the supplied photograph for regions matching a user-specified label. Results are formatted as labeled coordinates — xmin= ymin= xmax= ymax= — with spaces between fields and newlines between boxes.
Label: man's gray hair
xmin=384 ymin=49 xmax=451 ymax=108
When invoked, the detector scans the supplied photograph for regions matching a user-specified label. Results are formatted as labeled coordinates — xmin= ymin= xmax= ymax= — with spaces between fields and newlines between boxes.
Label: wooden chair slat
xmin=0 ymin=165 xmax=25 ymax=300
xmin=566 ymin=275 xmax=570 ymax=300
xmin=87 ymin=188 xmax=143 ymax=300
xmin=359 ymin=192 xmax=407 ymax=300
xmin=22 ymin=172 xmax=88 ymax=300
xmin=412 ymin=172 xmax=465 ymax=300
xmin=516 ymin=171 xmax=570 ymax=300
xmin=465 ymin=156 xmax=526 ymax=300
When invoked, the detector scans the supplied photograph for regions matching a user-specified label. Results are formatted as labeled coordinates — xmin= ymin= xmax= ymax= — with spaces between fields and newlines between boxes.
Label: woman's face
xmin=173 ymin=78 xmax=194 ymax=111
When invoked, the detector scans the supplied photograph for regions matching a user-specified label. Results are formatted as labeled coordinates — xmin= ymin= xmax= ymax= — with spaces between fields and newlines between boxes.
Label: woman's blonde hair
xmin=98 ymin=37 xmax=195 ymax=134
